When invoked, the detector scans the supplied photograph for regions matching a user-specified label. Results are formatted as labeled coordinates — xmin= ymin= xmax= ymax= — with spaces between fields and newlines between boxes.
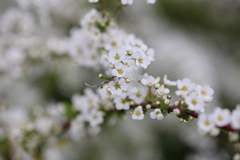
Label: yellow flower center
xmin=135 ymin=111 xmax=141 ymax=116
xmin=159 ymin=91 xmax=164 ymax=95
xmin=205 ymin=120 xmax=210 ymax=126
xmin=114 ymin=54 xmax=120 ymax=60
xmin=136 ymin=92 xmax=141 ymax=98
xmin=121 ymin=99 xmax=127 ymax=104
xmin=117 ymin=69 xmax=124 ymax=74
xmin=93 ymin=115 xmax=98 ymax=120
xmin=156 ymin=111 xmax=161 ymax=114
xmin=114 ymin=83 xmax=121 ymax=89
xmin=217 ymin=116 xmax=223 ymax=121
xmin=138 ymin=59 xmax=143 ymax=64
xmin=191 ymin=99 xmax=197 ymax=105
xmin=111 ymin=42 xmax=117 ymax=47
xmin=181 ymin=86 xmax=188 ymax=91
xmin=201 ymin=90 xmax=207 ymax=95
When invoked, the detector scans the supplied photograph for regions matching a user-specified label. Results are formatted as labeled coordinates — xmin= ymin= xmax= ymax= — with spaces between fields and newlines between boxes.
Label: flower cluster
xmin=69 ymin=9 xmax=154 ymax=74
xmin=165 ymin=77 xmax=214 ymax=113
xmin=198 ymin=105 xmax=240 ymax=139
xmin=0 ymin=0 xmax=239 ymax=159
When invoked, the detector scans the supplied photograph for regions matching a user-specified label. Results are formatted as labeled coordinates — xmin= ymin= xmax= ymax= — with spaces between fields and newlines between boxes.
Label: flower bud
xmin=179 ymin=118 xmax=184 ymax=122
xmin=125 ymin=78 xmax=130 ymax=83
xmin=188 ymin=116 xmax=194 ymax=121
xmin=130 ymin=101 xmax=134 ymax=105
xmin=164 ymin=99 xmax=170 ymax=105
xmin=156 ymin=101 xmax=160 ymax=105
xmin=127 ymin=51 xmax=133 ymax=56
xmin=173 ymin=109 xmax=180 ymax=115
xmin=154 ymin=83 xmax=160 ymax=89
xmin=181 ymin=94 xmax=187 ymax=99
xmin=167 ymin=95 xmax=171 ymax=99
xmin=98 ymin=73 xmax=103 ymax=78
xmin=179 ymin=100 xmax=184 ymax=105
xmin=209 ymin=127 xmax=220 ymax=136
xmin=174 ymin=101 xmax=179 ymax=106
xmin=136 ymin=43 xmax=140 ymax=47
xmin=233 ymin=153 xmax=240 ymax=160
xmin=229 ymin=132 xmax=239 ymax=142
xmin=110 ymin=64 xmax=114 ymax=69
xmin=146 ymin=104 xmax=151 ymax=109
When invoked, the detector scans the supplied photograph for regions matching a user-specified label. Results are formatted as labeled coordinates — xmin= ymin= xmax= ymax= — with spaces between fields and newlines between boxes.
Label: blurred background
xmin=0 ymin=0 xmax=240 ymax=159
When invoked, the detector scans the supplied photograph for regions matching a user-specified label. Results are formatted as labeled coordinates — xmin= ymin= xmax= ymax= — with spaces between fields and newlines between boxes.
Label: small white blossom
xmin=212 ymin=107 xmax=231 ymax=127
xmin=231 ymin=108 xmax=240 ymax=129
xmin=121 ymin=0 xmax=133 ymax=5
xmin=141 ymin=75 xmax=159 ymax=86
xmin=197 ymin=114 xmax=214 ymax=133
xmin=209 ymin=127 xmax=220 ymax=136
xmin=195 ymin=84 xmax=214 ymax=103
xmin=147 ymin=0 xmax=156 ymax=4
xmin=156 ymin=86 xmax=170 ymax=96
xmin=150 ymin=109 xmax=164 ymax=120
xmin=108 ymin=47 xmax=126 ymax=64
xmin=129 ymin=87 xmax=146 ymax=104
xmin=35 ymin=117 xmax=53 ymax=135
xmin=145 ymin=48 xmax=155 ymax=61
xmin=69 ymin=115 xmax=85 ymax=141
xmin=132 ymin=106 xmax=144 ymax=120
xmin=112 ymin=62 xmax=128 ymax=77
xmin=86 ymin=109 xmax=104 ymax=127
xmin=114 ymin=97 xmax=130 ymax=110
xmin=108 ymin=78 xmax=128 ymax=95
xmin=163 ymin=74 xmax=177 ymax=86
xmin=88 ymin=0 xmax=99 ymax=3
xmin=175 ymin=78 xmax=195 ymax=96
xmin=185 ymin=92 xmax=206 ymax=113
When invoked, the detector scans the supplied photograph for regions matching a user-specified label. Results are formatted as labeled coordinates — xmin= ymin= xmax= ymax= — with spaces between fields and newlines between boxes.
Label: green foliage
xmin=64 ymin=103 xmax=80 ymax=121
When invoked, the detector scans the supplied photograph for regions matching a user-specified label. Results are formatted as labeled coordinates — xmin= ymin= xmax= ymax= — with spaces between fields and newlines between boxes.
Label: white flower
xmin=147 ymin=0 xmax=156 ymax=4
xmin=156 ymin=86 xmax=170 ymax=96
xmin=122 ymin=59 xmax=137 ymax=72
xmin=114 ymin=96 xmax=130 ymax=110
xmin=163 ymin=74 xmax=177 ymax=86
xmin=108 ymin=47 xmax=126 ymax=64
xmin=212 ymin=107 xmax=231 ymax=127
xmin=35 ymin=117 xmax=53 ymax=135
xmin=69 ymin=115 xmax=85 ymax=141
xmin=133 ymin=48 xmax=150 ymax=69
xmin=141 ymin=75 xmax=159 ymax=86
xmin=229 ymin=132 xmax=239 ymax=142
xmin=112 ymin=62 xmax=128 ymax=77
xmin=145 ymin=48 xmax=155 ymax=61
xmin=108 ymin=78 xmax=128 ymax=95
xmin=121 ymin=0 xmax=133 ymax=5
xmin=195 ymin=84 xmax=214 ymax=103
xmin=175 ymin=78 xmax=195 ymax=96
xmin=209 ymin=127 xmax=220 ymax=136
xmin=97 ymin=85 xmax=112 ymax=99
xmin=86 ymin=109 xmax=104 ymax=127
xmin=132 ymin=106 xmax=144 ymax=120
xmin=89 ymin=0 xmax=99 ymax=3
xmin=185 ymin=92 xmax=206 ymax=113
xmin=129 ymin=87 xmax=146 ymax=104
xmin=231 ymin=108 xmax=240 ymax=129
xmin=197 ymin=114 xmax=214 ymax=133
xmin=150 ymin=109 xmax=164 ymax=120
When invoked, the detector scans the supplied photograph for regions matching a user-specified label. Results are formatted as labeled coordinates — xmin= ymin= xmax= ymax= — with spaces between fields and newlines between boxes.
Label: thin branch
xmin=85 ymin=76 xmax=116 ymax=88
